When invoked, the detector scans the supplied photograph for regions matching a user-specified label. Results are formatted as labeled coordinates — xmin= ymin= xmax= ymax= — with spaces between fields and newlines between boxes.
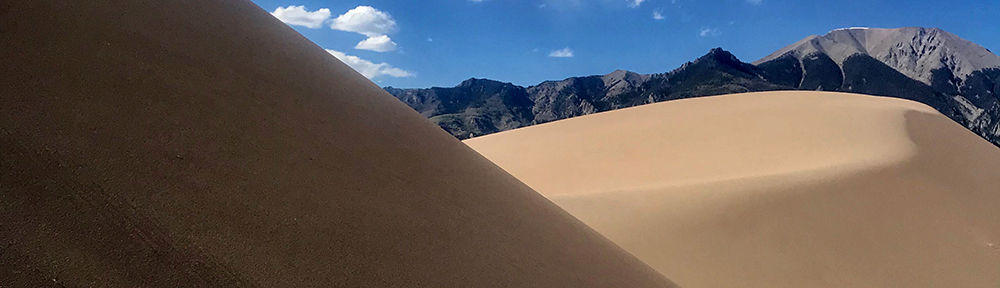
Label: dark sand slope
xmin=467 ymin=91 xmax=1000 ymax=287
xmin=0 ymin=1 xmax=678 ymax=287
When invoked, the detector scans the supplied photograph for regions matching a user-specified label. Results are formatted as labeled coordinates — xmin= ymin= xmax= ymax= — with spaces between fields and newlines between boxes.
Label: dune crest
xmin=467 ymin=91 xmax=935 ymax=196
xmin=466 ymin=91 xmax=1000 ymax=287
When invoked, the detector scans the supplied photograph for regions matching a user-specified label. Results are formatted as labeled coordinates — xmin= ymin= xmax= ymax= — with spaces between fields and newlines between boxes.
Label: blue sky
xmin=253 ymin=0 xmax=1000 ymax=88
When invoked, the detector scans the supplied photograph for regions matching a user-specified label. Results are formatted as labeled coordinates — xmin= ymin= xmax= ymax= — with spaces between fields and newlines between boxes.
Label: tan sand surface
xmin=0 ymin=0 xmax=678 ymax=287
xmin=466 ymin=91 xmax=1000 ymax=287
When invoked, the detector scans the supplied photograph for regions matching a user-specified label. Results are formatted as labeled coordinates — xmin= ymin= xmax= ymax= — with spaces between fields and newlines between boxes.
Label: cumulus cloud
xmin=355 ymin=35 xmax=398 ymax=52
xmin=271 ymin=6 xmax=331 ymax=28
xmin=747 ymin=0 xmax=763 ymax=5
xmin=328 ymin=6 xmax=401 ymax=53
xmin=331 ymin=6 xmax=398 ymax=37
xmin=653 ymin=11 xmax=665 ymax=20
xmin=699 ymin=27 xmax=720 ymax=37
xmin=628 ymin=0 xmax=645 ymax=8
xmin=548 ymin=47 xmax=574 ymax=58
xmin=327 ymin=49 xmax=414 ymax=79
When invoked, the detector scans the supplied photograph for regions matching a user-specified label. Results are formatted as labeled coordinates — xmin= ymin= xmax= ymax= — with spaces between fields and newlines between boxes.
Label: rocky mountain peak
xmin=603 ymin=69 xmax=634 ymax=80
xmin=756 ymin=27 xmax=1000 ymax=85
xmin=458 ymin=77 xmax=502 ymax=87
xmin=704 ymin=47 xmax=736 ymax=60
xmin=601 ymin=69 xmax=650 ymax=95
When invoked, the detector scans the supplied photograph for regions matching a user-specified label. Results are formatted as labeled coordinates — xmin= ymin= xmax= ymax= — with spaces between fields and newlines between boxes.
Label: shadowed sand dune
xmin=0 ymin=0 xmax=679 ymax=287
xmin=466 ymin=91 xmax=1000 ymax=287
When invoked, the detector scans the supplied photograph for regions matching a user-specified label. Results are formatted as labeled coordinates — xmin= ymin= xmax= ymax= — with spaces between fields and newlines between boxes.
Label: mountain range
xmin=385 ymin=27 xmax=1000 ymax=146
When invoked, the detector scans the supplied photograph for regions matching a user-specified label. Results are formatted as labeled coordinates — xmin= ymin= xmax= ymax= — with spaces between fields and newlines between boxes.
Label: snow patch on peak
xmin=830 ymin=27 xmax=871 ymax=32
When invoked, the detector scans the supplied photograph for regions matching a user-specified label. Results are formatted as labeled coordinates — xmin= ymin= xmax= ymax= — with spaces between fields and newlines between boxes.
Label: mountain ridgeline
xmin=385 ymin=27 xmax=1000 ymax=146
xmin=385 ymin=49 xmax=789 ymax=139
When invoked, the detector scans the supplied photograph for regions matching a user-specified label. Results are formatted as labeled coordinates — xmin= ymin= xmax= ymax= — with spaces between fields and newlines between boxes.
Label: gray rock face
xmin=602 ymin=69 xmax=651 ymax=96
xmin=385 ymin=78 xmax=534 ymax=139
xmin=755 ymin=27 xmax=1000 ymax=85
xmin=527 ymin=75 xmax=606 ymax=124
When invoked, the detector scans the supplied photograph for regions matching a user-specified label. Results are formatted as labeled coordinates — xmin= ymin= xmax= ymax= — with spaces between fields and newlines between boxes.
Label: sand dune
xmin=466 ymin=91 xmax=1000 ymax=287
xmin=0 ymin=0 xmax=678 ymax=287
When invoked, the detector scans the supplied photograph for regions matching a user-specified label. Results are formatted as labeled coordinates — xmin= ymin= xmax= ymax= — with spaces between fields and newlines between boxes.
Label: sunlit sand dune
xmin=0 ymin=0 xmax=678 ymax=287
xmin=466 ymin=91 xmax=1000 ymax=287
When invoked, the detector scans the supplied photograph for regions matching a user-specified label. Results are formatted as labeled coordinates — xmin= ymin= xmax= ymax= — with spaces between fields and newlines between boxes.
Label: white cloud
xmin=331 ymin=6 xmax=398 ymax=37
xmin=326 ymin=49 xmax=414 ymax=79
xmin=271 ymin=6 xmax=331 ymax=28
xmin=427 ymin=38 xmax=434 ymax=42
xmin=628 ymin=0 xmax=645 ymax=8
xmin=699 ymin=27 xmax=720 ymax=37
xmin=548 ymin=47 xmax=574 ymax=58
xmin=747 ymin=0 xmax=763 ymax=5
xmin=277 ymin=5 xmax=405 ymax=54
xmin=355 ymin=35 xmax=398 ymax=52
xmin=328 ymin=6 xmax=402 ymax=53
xmin=653 ymin=11 xmax=665 ymax=20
